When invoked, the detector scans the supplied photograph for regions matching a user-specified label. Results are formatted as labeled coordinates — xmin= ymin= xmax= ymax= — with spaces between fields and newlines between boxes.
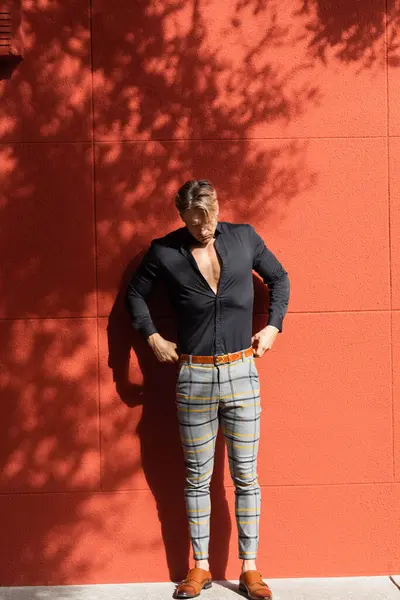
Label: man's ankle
xmin=242 ymin=559 xmax=257 ymax=573
xmin=194 ymin=559 xmax=210 ymax=571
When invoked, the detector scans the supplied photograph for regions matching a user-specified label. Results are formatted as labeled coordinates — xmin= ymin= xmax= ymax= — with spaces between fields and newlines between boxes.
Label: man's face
xmin=181 ymin=206 xmax=219 ymax=245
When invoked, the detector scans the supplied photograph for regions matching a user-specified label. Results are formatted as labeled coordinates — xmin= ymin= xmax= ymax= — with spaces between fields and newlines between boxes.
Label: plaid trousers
xmin=176 ymin=349 xmax=261 ymax=560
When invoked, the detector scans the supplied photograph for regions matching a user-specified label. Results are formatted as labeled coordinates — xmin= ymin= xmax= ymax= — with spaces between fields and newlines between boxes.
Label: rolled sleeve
xmin=248 ymin=225 xmax=290 ymax=332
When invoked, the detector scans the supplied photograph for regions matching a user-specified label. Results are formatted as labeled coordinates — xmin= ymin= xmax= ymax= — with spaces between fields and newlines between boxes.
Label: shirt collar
xmin=181 ymin=221 xmax=222 ymax=250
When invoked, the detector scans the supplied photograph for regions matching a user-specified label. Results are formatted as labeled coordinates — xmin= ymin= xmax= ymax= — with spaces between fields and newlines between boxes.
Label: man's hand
xmin=147 ymin=333 xmax=180 ymax=363
xmin=251 ymin=325 xmax=279 ymax=358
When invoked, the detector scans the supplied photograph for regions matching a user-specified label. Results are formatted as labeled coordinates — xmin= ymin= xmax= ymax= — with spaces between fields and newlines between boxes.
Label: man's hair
xmin=175 ymin=179 xmax=217 ymax=216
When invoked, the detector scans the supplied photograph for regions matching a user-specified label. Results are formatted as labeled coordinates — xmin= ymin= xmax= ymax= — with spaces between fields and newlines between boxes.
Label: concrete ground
xmin=1 ymin=576 xmax=400 ymax=600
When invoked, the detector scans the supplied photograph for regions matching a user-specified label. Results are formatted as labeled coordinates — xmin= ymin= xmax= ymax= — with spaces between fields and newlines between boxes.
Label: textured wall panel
xmin=232 ymin=312 xmax=392 ymax=486
xmin=389 ymin=137 xmax=400 ymax=309
xmin=387 ymin=2 xmax=400 ymax=136
xmin=0 ymin=318 xmax=100 ymax=493
xmin=98 ymin=316 xmax=184 ymax=491
xmin=0 ymin=143 xmax=97 ymax=318
xmin=252 ymin=137 xmax=390 ymax=313
xmin=393 ymin=311 xmax=400 ymax=480
xmin=0 ymin=0 xmax=92 ymax=142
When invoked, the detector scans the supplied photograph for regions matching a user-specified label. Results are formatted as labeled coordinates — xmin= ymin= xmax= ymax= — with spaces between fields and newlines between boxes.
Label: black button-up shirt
xmin=125 ymin=221 xmax=290 ymax=356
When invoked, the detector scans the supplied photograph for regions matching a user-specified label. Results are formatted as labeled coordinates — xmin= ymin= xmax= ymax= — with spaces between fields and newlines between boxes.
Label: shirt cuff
xmin=139 ymin=321 xmax=158 ymax=340
xmin=267 ymin=315 xmax=283 ymax=333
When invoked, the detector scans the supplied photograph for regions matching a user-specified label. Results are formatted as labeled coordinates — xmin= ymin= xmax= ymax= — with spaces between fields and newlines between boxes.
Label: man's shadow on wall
xmin=107 ymin=253 xmax=270 ymax=583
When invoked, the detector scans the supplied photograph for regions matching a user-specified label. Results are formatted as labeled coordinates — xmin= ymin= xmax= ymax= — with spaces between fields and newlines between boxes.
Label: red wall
xmin=1 ymin=0 xmax=400 ymax=586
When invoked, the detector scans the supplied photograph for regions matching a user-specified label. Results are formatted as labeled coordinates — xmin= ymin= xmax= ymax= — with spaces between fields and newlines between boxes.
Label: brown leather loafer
xmin=175 ymin=567 xmax=212 ymax=598
xmin=239 ymin=570 xmax=272 ymax=599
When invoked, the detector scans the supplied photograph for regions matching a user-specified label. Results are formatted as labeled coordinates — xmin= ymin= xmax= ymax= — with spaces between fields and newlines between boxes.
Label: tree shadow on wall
xmin=298 ymin=0 xmax=399 ymax=67
xmin=107 ymin=255 xmax=270 ymax=582
xmin=0 ymin=0 xmax=398 ymax=587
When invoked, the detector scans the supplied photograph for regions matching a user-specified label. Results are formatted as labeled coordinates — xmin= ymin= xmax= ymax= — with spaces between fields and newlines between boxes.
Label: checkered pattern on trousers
xmin=176 ymin=350 xmax=261 ymax=560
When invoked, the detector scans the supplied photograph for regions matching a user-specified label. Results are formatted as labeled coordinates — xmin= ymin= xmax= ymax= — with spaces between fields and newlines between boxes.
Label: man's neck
xmin=190 ymin=236 xmax=216 ymax=251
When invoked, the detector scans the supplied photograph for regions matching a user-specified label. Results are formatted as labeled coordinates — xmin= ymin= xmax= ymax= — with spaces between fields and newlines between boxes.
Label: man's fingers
xmin=164 ymin=352 xmax=180 ymax=363
xmin=254 ymin=346 xmax=269 ymax=358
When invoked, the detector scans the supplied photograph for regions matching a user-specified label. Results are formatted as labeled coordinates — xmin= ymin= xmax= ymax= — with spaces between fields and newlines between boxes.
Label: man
xmin=125 ymin=180 xmax=290 ymax=599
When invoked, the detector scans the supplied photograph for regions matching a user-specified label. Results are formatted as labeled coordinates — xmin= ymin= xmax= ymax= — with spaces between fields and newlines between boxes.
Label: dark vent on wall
xmin=0 ymin=11 xmax=11 ymax=54
xmin=0 ymin=6 xmax=23 ymax=79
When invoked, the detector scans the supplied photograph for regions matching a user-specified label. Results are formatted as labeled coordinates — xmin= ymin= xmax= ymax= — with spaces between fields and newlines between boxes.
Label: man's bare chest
xmin=190 ymin=243 xmax=222 ymax=295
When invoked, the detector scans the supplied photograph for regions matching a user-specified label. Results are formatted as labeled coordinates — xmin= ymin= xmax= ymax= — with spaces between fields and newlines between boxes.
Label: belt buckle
xmin=214 ymin=354 xmax=225 ymax=365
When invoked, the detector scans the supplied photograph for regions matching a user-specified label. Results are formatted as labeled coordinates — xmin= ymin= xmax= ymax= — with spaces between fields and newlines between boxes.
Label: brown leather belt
xmin=179 ymin=346 xmax=254 ymax=365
